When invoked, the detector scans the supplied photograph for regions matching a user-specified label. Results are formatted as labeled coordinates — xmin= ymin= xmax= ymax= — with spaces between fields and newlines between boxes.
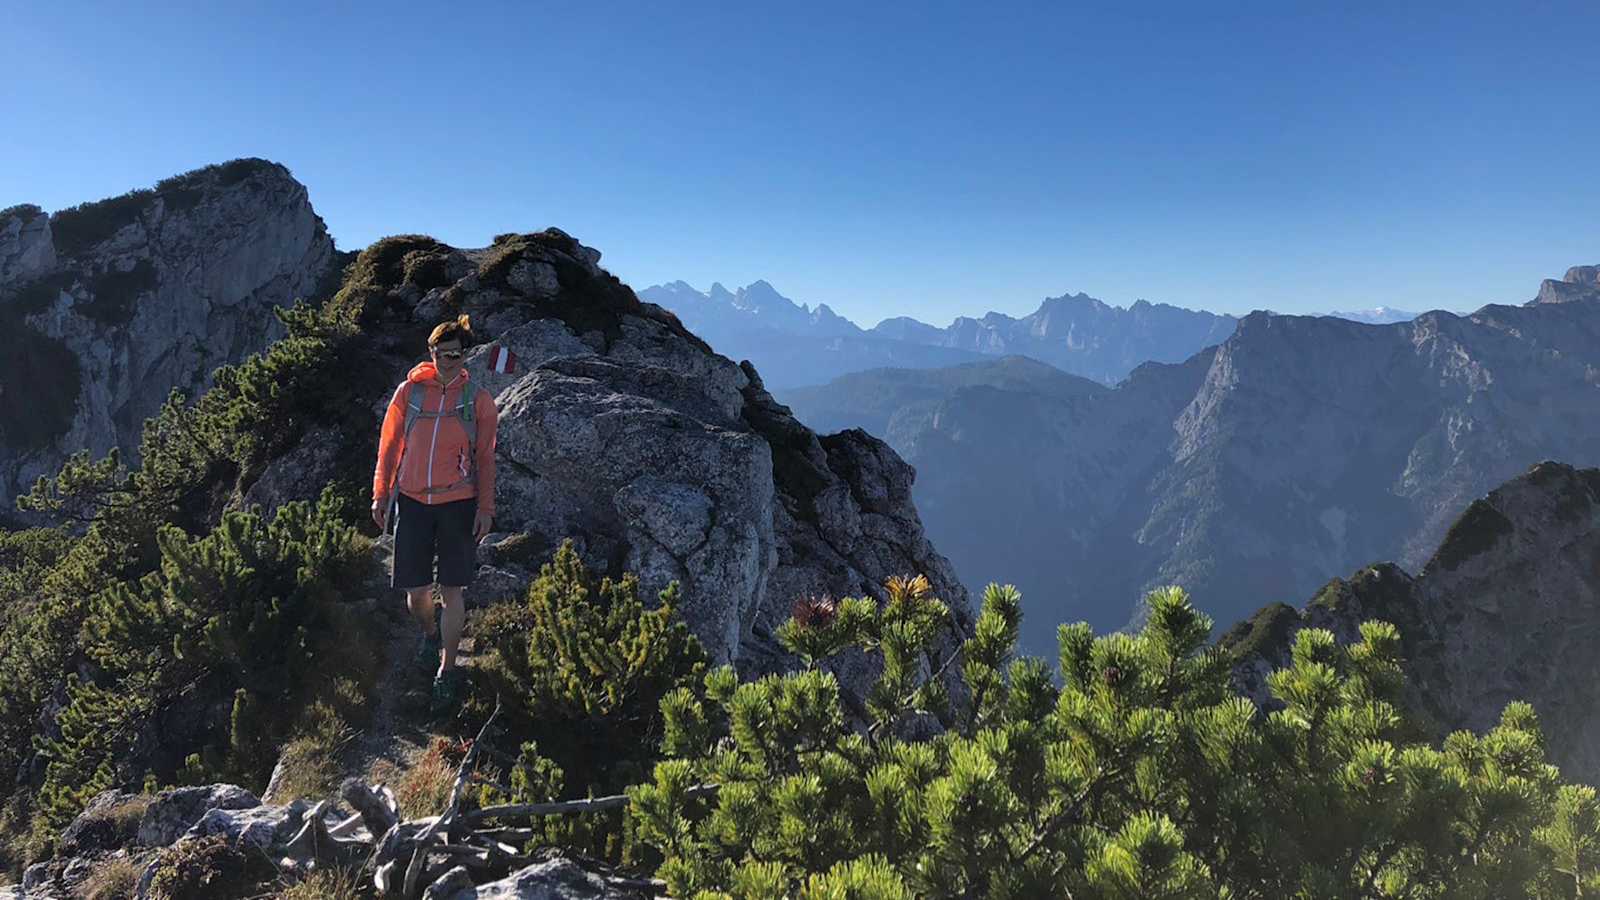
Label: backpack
xmin=396 ymin=380 xmax=482 ymax=496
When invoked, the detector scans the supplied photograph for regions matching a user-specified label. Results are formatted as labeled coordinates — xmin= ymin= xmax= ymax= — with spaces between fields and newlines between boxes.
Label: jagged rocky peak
xmin=261 ymin=229 xmax=973 ymax=672
xmin=0 ymin=158 xmax=336 ymax=518
xmin=1533 ymin=263 xmax=1600 ymax=305
xmin=1223 ymin=460 xmax=1600 ymax=785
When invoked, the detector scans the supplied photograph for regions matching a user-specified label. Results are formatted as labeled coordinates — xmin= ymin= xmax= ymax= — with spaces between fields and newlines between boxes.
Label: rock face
xmin=1534 ymin=265 xmax=1600 ymax=305
xmin=425 ymin=858 xmax=634 ymax=899
xmin=792 ymin=271 xmax=1600 ymax=654
xmin=1222 ymin=461 xmax=1600 ymax=786
xmin=0 ymin=160 xmax=336 ymax=517
xmin=255 ymin=230 xmax=973 ymax=672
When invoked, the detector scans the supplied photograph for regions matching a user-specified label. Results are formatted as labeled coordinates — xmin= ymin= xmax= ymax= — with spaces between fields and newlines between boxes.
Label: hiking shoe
xmin=414 ymin=630 xmax=442 ymax=674
xmin=429 ymin=668 xmax=465 ymax=717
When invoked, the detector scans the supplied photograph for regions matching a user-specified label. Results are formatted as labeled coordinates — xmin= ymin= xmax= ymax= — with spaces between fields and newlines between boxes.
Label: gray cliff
xmin=1222 ymin=461 xmax=1600 ymax=786
xmin=0 ymin=160 xmax=336 ymax=518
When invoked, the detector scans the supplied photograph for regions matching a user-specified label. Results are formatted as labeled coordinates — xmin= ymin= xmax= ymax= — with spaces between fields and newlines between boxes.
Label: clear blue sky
xmin=6 ymin=1 xmax=1598 ymax=325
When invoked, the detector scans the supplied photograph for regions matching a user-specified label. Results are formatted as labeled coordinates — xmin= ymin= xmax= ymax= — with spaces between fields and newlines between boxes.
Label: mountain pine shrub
xmin=475 ymin=539 xmax=708 ymax=860
xmin=628 ymin=582 xmax=1600 ymax=899
xmin=25 ymin=487 xmax=376 ymax=853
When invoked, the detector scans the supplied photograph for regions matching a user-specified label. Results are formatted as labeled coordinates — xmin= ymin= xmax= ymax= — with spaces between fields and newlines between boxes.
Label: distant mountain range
xmin=638 ymin=280 xmax=1239 ymax=389
xmin=784 ymin=265 xmax=1600 ymax=657
xmin=641 ymin=280 xmax=1435 ymax=391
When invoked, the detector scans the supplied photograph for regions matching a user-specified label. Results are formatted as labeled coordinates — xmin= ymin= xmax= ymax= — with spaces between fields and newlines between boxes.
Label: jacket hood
xmin=407 ymin=362 xmax=470 ymax=387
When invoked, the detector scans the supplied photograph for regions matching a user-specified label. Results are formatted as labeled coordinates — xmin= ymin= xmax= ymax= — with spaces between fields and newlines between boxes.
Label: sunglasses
xmin=432 ymin=348 xmax=464 ymax=360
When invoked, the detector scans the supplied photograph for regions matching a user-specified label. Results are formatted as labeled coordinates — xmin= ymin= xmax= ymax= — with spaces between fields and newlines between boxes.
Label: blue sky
xmin=5 ymin=1 xmax=1598 ymax=325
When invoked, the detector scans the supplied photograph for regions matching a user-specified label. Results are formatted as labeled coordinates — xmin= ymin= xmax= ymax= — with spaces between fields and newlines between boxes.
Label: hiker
xmin=371 ymin=314 xmax=498 ymax=714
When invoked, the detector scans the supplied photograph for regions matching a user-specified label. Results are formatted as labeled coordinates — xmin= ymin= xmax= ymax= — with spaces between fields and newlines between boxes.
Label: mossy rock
xmin=143 ymin=834 xmax=275 ymax=900
xmin=328 ymin=234 xmax=452 ymax=326
xmin=1217 ymin=602 xmax=1298 ymax=663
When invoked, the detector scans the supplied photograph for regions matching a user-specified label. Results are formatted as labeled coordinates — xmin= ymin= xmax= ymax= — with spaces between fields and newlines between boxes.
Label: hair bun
xmin=457 ymin=314 xmax=472 ymax=330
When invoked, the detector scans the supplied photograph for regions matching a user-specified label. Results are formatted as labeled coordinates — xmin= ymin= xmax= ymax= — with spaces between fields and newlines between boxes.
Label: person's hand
xmin=474 ymin=510 xmax=493 ymax=542
xmin=372 ymin=498 xmax=387 ymax=532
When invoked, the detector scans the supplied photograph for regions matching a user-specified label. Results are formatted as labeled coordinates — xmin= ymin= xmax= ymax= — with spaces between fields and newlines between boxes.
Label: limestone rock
xmin=242 ymin=425 xmax=343 ymax=518
xmin=137 ymin=784 xmax=260 ymax=847
xmin=0 ymin=160 xmax=336 ymax=516
xmin=0 ymin=204 xmax=55 ymax=284
xmin=1533 ymin=264 xmax=1600 ymax=305
xmin=59 ymin=789 xmax=145 ymax=855
xmin=428 ymin=858 xmax=635 ymax=899
xmin=180 ymin=798 xmax=339 ymax=848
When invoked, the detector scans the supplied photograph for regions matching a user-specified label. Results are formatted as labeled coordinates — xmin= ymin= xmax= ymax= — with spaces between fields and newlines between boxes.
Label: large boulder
xmin=136 ymin=783 xmax=260 ymax=848
xmin=58 ymin=789 xmax=146 ymax=856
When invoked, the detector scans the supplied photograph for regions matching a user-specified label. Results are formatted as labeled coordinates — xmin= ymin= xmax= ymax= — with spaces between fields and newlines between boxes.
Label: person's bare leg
xmin=406 ymin=586 xmax=437 ymax=637
xmin=438 ymin=585 xmax=466 ymax=676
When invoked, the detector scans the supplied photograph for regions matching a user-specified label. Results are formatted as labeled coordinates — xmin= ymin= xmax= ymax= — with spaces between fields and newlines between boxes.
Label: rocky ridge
xmin=1222 ymin=460 xmax=1600 ymax=787
xmin=249 ymin=228 xmax=974 ymax=673
xmin=0 ymin=160 xmax=337 ymax=519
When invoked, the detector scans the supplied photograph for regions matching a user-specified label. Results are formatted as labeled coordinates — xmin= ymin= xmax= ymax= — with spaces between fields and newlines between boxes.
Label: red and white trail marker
xmin=489 ymin=344 xmax=518 ymax=374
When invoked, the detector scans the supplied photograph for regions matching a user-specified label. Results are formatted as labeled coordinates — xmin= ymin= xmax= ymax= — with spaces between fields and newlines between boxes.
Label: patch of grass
xmin=268 ymin=703 xmax=356 ymax=802
xmin=79 ymin=855 xmax=140 ymax=900
xmin=275 ymin=864 xmax=366 ymax=900
xmin=369 ymin=736 xmax=468 ymax=820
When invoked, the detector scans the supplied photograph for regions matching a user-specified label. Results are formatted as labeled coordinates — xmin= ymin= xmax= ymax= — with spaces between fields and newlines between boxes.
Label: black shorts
xmin=392 ymin=494 xmax=476 ymax=589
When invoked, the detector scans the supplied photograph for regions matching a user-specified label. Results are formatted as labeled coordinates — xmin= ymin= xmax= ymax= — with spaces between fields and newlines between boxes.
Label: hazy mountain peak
xmin=1322 ymin=306 xmax=1420 ymax=324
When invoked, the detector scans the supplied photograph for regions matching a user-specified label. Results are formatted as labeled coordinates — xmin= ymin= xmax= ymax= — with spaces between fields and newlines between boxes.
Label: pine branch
xmin=866 ymin=643 xmax=963 ymax=741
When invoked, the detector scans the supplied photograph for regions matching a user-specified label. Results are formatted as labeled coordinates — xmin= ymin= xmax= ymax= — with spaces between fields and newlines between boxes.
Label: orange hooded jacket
xmin=373 ymin=362 xmax=498 ymax=514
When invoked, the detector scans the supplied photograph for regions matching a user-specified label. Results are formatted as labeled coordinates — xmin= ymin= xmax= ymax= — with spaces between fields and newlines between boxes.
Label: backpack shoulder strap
xmin=402 ymin=382 xmax=427 ymax=437
xmin=458 ymin=384 xmax=479 ymax=455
